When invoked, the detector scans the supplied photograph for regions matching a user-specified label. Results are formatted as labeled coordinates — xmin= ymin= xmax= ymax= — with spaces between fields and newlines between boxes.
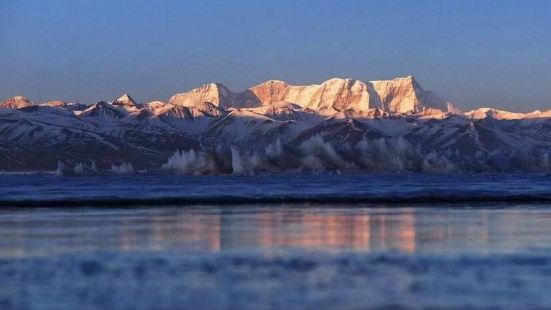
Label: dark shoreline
xmin=3 ymin=193 xmax=551 ymax=208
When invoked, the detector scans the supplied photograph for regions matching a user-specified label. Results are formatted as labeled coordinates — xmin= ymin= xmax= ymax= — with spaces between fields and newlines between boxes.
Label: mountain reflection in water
xmin=1 ymin=205 xmax=550 ymax=257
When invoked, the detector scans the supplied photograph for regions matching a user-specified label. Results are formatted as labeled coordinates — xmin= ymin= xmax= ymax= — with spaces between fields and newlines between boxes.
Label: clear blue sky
xmin=1 ymin=0 xmax=551 ymax=111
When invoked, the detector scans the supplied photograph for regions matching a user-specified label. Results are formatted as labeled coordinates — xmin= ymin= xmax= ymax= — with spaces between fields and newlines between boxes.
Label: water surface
xmin=2 ymin=174 xmax=551 ymax=309
xmin=2 ymin=205 xmax=551 ymax=258
xmin=3 ymin=173 xmax=551 ymax=205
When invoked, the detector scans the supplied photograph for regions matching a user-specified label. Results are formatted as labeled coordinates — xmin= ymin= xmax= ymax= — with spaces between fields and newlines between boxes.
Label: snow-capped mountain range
xmin=2 ymin=76 xmax=551 ymax=174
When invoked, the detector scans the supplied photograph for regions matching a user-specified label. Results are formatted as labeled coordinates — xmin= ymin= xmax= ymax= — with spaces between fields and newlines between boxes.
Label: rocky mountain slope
xmin=1 ymin=76 xmax=550 ymax=174
xmin=168 ymin=76 xmax=454 ymax=115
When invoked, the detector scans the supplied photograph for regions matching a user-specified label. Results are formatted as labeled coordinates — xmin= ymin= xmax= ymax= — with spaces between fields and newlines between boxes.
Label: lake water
xmin=1 ymin=173 xmax=551 ymax=309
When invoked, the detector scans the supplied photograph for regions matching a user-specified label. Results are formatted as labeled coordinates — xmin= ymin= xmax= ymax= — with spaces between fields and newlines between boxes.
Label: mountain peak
xmin=169 ymin=82 xmax=234 ymax=108
xmin=0 ymin=96 xmax=34 ymax=109
xmin=167 ymin=76 xmax=455 ymax=114
xmin=115 ymin=94 xmax=137 ymax=105
xmin=256 ymin=80 xmax=289 ymax=87
xmin=322 ymin=77 xmax=361 ymax=86
xmin=42 ymin=100 xmax=66 ymax=107
xmin=117 ymin=93 xmax=134 ymax=102
xmin=371 ymin=76 xmax=452 ymax=113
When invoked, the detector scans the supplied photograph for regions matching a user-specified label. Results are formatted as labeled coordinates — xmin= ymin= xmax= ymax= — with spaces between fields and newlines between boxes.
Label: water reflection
xmin=1 ymin=206 xmax=551 ymax=257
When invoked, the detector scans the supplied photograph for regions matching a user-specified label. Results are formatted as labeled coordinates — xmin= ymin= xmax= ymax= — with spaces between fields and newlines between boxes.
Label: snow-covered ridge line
xmin=4 ymin=75 xmax=456 ymax=115
xmin=2 ymin=76 xmax=551 ymax=173
xmin=4 ymin=76 xmax=550 ymax=119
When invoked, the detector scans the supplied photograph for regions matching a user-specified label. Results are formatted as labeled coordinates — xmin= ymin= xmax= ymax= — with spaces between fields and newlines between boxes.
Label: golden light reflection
xmin=253 ymin=213 xmax=373 ymax=251
xmin=131 ymin=209 xmax=418 ymax=253
xmin=6 ymin=207 xmax=544 ymax=258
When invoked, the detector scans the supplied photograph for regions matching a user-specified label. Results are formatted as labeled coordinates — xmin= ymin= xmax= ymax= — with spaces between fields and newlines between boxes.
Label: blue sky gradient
xmin=1 ymin=0 xmax=551 ymax=111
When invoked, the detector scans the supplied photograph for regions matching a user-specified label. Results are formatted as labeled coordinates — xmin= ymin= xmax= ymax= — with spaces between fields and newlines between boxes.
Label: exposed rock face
xmin=371 ymin=76 xmax=451 ymax=113
xmin=463 ymin=108 xmax=551 ymax=120
xmin=169 ymin=83 xmax=235 ymax=108
xmin=248 ymin=78 xmax=380 ymax=115
xmin=41 ymin=100 xmax=66 ymax=107
xmin=113 ymin=94 xmax=138 ymax=108
xmin=167 ymin=76 xmax=455 ymax=115
xmin=0 ymin=96 xmax=34 ymax=109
